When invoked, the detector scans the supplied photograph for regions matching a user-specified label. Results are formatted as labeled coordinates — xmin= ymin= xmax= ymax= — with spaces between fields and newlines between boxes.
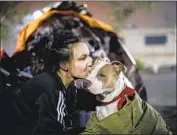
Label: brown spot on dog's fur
xmin=96 ymin=64 xmax=121 ymax=89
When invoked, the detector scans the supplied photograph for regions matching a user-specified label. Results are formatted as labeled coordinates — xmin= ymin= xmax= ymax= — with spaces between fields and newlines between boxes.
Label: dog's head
xmin=74 ymin=57 xmax=127 ymax=102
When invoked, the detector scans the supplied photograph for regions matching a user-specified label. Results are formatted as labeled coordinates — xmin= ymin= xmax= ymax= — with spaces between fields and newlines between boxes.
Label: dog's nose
xmin=83 ymin=80 xmax=92 ymax=88
xmin=74 ymin=79 xmax=92 ymax=89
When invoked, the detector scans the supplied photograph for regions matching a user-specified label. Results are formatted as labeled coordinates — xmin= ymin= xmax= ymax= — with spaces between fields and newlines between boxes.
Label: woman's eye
xmin=79 ymin=57 xmax=86 ymax=60
xmin=78 ymin=55 xmax=87 ymax=60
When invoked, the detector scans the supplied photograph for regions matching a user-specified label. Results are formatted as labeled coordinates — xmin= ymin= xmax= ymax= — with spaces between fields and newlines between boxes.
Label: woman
xmin=10 ymin=28 xmax=100 ymax=135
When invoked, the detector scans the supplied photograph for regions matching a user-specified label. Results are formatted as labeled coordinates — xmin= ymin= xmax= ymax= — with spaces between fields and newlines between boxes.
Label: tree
xmin=0 ymin=1 xmax=28 ymax=52
xmin=1 ymin=2 xmax=20 ymax=38
xmin=108 ymin=2 xmax=155 ymax=32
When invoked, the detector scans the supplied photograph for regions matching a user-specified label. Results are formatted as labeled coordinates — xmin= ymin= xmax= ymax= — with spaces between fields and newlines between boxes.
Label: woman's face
xmin=68 ymin=42 xmax=93 ymax=79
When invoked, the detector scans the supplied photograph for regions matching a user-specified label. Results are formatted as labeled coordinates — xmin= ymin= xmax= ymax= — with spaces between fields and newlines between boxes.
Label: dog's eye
xmin=98 ymin=73 xmax=106 ymax=78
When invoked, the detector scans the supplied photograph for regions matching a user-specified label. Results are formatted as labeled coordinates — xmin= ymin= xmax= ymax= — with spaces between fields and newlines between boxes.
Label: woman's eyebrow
xmin=78 ymin=54 xmax=87 ymax=59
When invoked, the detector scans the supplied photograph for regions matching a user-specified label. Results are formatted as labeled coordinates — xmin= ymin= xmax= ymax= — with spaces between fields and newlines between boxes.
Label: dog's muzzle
xmin=74 ymin=79 xmax=92 ymax=89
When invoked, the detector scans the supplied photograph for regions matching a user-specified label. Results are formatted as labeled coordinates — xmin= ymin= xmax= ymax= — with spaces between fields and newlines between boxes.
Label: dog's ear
xmin=111 ymin=61 xmax=127 ymax=74
xmin=74 ymin=79 xmax=92 ymax=89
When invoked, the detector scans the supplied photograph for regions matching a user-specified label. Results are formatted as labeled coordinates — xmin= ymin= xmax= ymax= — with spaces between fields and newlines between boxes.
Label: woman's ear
xmin=59 ymin=62 xmax=69 ymax=71
xmin=111 ymin=61 xmax=127 ymax=74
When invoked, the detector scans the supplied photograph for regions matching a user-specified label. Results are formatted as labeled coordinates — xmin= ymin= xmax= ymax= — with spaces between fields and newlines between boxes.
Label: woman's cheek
xmin=76 ymin=62 xmax=87 ymax=72
xmin=82 ymin=64 xmax=88 ymax=72
xmin=79 ymin=66 xmax=87 ymax=73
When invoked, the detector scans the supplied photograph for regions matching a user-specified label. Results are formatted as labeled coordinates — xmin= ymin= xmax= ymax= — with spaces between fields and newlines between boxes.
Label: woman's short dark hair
xmin=26 ymin=27 xmax=83 ymax=73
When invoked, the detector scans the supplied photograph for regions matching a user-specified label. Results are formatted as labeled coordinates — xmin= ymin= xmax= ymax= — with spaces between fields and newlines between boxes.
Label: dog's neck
xmin=96 ymin=72 xmax=134 ymax=121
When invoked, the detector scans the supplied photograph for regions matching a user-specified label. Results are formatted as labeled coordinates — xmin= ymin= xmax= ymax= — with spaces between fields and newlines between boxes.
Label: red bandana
xmin=102 ymin=85 xmax=135 ymax=109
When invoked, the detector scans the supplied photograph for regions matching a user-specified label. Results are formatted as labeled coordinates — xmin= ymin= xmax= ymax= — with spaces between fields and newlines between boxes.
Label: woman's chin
xmin=75 ymin=71 xmax=90 ymax=79
xmin=74 ymin=74 xmax=87 ymax=79
xmin=83 ymin=72 xmax=89 ymax=78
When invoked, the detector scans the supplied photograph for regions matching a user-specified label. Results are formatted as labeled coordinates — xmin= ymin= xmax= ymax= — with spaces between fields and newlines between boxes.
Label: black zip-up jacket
xmin=3 ymin=71 xmax=100 ymax=135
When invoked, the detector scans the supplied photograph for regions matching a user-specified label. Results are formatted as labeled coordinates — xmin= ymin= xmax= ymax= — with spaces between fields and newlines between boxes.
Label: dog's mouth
xmin=96 ymin=94 xmax=106 ymax=101
xmin=96 ymin=90 xmax=112 ymax=101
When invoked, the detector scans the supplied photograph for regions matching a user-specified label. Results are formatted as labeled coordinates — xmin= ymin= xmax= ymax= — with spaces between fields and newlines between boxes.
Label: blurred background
xmin=1 ymin=1 xmax=176 ymax=134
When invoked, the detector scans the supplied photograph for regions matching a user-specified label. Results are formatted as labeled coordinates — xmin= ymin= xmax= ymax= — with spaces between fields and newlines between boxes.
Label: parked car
xmin=144 ymin=62 xmax=176 ymax=74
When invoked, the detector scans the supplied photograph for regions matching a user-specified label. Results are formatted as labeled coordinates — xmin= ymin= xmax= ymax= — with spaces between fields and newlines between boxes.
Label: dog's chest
xmin=96 ymin=101 xmax=119 ymax=121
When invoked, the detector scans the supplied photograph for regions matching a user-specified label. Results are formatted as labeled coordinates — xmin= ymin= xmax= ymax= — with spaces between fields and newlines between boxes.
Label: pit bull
xmin=75 ymin=58 xmax=172 ymax=134
xmin=86 ymin=58 xmax=135 ymax=121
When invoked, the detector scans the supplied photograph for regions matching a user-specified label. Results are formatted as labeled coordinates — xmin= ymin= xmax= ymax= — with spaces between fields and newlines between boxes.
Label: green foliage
xmin=108 ymin=2 xmax=154 ymax=32
xmin=135 ymin=58 xmax=144 ymax=71
xmin=0 ymin=2 xmax=21 ymax=20
xmin=1 ymin=2 xmax=19 ymax=40
xmin=0 ymin=1 xmax=29 ymax=49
